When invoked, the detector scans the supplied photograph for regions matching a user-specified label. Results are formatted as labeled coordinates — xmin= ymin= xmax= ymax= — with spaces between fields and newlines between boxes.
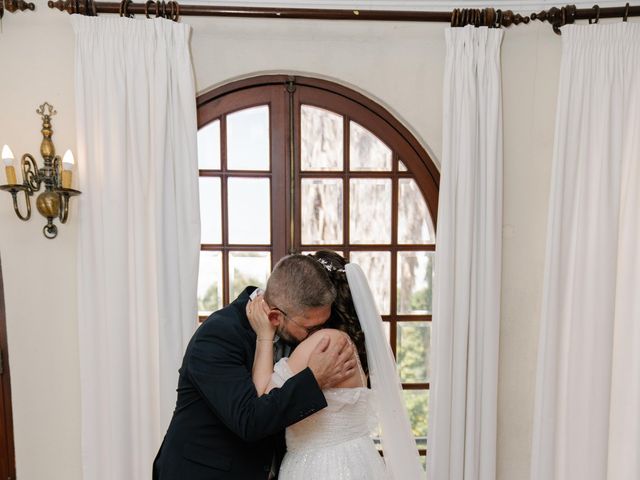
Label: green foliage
xmin=404 ymin=390 xmax=429 ymax=439
xmin=198 ymin=282 xmax=220 ymax=313
xmin=197 ymin=270 xmax=263 ymax=314
xmin=410 ymin=287 xmax=432 ymax=312
xmin=397 ymin=323 xmax=430 ymax=438
xmin=409 ymin=256 xmax=433 ymax=313
xmin=232 ymin=272 xmax=263 ymax=300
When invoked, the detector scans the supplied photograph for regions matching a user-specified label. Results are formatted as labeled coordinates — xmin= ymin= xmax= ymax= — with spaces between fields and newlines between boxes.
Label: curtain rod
xmin=1 ymin=0 xmax=35 ymax=18
xmin=47 ymin=1 xmax=640 ymax=34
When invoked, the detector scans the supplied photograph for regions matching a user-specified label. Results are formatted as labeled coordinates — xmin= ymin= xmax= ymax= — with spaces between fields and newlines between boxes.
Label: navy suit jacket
xmin=153 ymin=287 xmax=327 ymax=479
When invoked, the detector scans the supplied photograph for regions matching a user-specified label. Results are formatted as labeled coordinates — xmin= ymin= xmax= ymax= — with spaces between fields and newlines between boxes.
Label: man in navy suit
xmin=153 ymin=254 xmax=355 ymax=479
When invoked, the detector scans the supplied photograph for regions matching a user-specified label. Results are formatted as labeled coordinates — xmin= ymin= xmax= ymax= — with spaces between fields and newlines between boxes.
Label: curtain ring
xmin=170 ymin=0 xmax=179 ymax=21
xmin=145 ymin=0 xmax=154 ymax=18
xmin=623 ymin=2 xmax=629 ymax=22
xmin=450 ymin=8 xmax=458 ymax=27
xmin=83 ymin=0 xmax=97 ymax=16
xmin=119 ymin=0 xmax=132 ymax=18
xmin=168 ymin=0 xmax=179 ymax=22
xmin=589 ymin=4 xmax=600 ymax=24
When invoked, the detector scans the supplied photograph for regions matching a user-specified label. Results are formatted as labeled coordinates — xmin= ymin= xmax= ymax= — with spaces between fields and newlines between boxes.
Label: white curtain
xmin=531 ymin=22 xmax=640 ymax=480
xmin=72 ymin=16 xmax=200 ymax=480
xmin=428 ymin=26 xmax=503 ymax=480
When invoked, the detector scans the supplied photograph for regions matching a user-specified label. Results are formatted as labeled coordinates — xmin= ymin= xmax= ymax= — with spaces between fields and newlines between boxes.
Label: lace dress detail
xmin=272 ymin=357 xmax=389 ymax=479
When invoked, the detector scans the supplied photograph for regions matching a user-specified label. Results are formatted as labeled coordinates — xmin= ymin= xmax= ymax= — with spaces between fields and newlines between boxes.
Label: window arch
xmin=196 ymin=75 xmax=439 ymax=465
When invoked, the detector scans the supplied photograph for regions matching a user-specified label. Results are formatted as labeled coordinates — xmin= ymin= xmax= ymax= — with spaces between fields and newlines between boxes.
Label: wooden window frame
xmin=0 ymin=257 xmax=16 ymax=480
xmin=197 ymin=75 xmax=439 ymax=457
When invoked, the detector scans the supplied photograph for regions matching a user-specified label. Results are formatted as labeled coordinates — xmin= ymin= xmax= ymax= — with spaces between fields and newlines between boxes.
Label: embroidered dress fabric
xmin=271 ymin=358 xmax=388 ymax=479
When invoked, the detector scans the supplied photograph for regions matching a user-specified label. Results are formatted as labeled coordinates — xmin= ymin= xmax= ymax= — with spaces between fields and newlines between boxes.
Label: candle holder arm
xmin=0 ymin=184 xmax=32 ymax=221
xmin=57 ymin=188 xmax=81 ymax=224
xmin=21 ymin=153 xmax=41 ymax=192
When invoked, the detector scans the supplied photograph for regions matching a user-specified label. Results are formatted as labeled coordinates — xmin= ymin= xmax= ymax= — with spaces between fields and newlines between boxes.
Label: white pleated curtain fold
xmin=531 ymin=22 xmax=640 ymax=480
xmin=72 ymin=16 xmax=200 ymax=480
xmin=429 ymin=26 xmax=503 ymax=480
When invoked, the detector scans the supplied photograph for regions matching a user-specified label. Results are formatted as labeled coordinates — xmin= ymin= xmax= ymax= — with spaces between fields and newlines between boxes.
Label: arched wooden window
xmin=196 ymin=75 xmax=439 ymax=466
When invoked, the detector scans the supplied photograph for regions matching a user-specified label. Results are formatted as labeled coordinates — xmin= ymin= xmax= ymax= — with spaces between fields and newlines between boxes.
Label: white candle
xmin=61 ymin=149 xmax=75 ymax=189
xmin=2 ymin=145 xmax=17 ymax=185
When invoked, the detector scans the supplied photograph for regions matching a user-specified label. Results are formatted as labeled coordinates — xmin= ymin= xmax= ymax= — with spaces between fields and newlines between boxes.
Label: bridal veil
xmin=345 ymin=263 xmax=425 ymax=479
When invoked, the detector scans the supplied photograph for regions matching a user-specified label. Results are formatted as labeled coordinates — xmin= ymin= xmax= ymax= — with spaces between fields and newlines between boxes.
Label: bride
xmin=247 ymin=250 xmax=425 ymax=479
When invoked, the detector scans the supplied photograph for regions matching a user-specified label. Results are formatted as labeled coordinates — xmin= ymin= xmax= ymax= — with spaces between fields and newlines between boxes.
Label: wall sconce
xmin=1 ymin=103 xmax=80 ymax=239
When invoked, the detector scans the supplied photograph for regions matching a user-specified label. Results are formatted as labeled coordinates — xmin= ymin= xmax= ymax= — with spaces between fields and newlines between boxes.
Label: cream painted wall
xmin=0 ymin=5 xmax=82 ymax=480
xmin=0 ymin=5 xmax=561 ymax=479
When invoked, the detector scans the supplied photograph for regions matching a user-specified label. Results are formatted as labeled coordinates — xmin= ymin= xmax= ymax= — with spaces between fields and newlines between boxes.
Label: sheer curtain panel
xmin=72 ymin=16 xmax=200 ymax=480
xmin=428 ymin=25 xmax=504 ymax=480
xmin=531 ymin=22 xmax=640 ymax=480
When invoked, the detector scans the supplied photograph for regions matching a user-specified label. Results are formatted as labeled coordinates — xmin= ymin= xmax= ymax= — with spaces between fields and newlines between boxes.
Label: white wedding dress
xmin=271 ymin=357 xmax=389 ymax=480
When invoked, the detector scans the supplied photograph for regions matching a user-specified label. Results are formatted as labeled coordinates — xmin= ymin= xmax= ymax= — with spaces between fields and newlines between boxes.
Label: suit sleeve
xmin=187 ymin=319 xmax=327 ymax=443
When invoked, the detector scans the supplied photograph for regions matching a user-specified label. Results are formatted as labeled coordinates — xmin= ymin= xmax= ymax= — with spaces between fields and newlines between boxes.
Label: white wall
xmin=0 ymin=5 xmax=82 ymax=480
xmin=0 ymin=5 xmax=562 ymax=479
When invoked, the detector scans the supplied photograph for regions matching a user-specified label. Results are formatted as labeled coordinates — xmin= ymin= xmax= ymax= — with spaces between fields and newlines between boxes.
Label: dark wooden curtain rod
xmin=532 ymin=3 xmax=639 ymax=33
xmin=46 ymin=1 xmax=640 ymax=34
xmin=0 ymin=0 xmax=35 ymax=19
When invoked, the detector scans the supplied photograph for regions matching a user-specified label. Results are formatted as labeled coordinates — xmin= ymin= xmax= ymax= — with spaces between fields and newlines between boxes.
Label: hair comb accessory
xmin=313 ymin=256 xmax=346 ymax=273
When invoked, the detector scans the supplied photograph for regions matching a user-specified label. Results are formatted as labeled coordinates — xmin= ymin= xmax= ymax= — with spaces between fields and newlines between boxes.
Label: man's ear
xmin=268 ymin=310 xmax=282 ymax=327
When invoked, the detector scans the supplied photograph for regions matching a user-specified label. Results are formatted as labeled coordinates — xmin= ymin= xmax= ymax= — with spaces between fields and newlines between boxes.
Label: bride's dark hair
xmin=309 ymin=250 xmax=368 ymax=375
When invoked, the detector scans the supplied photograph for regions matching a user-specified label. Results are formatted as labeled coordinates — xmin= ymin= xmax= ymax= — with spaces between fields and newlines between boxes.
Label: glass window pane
xmin=349 ymin=121 xmax=392 ymax=171
xmin=349 ymin=179 xmax=391 ymax=244
xmin=397 ymin=321 xmax=431 ymax=383
xmin=198 ymin=251 xmax=223 ymax=316
xmin=301 ymin=178 xmax=343 ymax=244
xmin=403 ymin=389 xmax=429 ymax=442
xmin=349 ymin=251 xmax=390 ymax=315
xmin=301 ymin=105 xmax=343 ymax=171
xmin=197 ymin=120 xmax=221 ymax=170
xmin=229 ymin=251 xmax=271 ymax=301
xmin=382 ymin=321 xmax=390 ymax=343
xmin=227 ymin=106 xmax=270 ymax=171
xmin=228 ymin=177 xmax=270 ymax=244
xmin=398 ymin=179 xmax=435 ymax=244
xmin=199 ymin=177 xmax=222 ymax=244
xmin=397 ymin=251 xmax=435 ymax=315
xmin=398 ymin=160 xmax=408 ymax=172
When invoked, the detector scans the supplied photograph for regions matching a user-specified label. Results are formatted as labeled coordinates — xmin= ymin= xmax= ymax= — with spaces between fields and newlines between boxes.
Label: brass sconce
xmin=1 ymin=103 xmax=80 ymax=239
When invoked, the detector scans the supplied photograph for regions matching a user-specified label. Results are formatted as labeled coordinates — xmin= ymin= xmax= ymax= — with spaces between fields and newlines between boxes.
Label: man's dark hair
xmin=264 ymin=254 xmax=336 ymax=314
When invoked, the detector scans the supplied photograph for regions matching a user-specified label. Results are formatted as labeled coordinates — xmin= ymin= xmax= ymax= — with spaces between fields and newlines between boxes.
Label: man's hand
xmin=307 ymin=335 xmax=357 ymax=389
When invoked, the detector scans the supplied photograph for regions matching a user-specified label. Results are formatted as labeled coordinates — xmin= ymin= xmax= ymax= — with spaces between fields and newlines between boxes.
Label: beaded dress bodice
xmin=271 ymin=358 xmax=389 ymax=479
